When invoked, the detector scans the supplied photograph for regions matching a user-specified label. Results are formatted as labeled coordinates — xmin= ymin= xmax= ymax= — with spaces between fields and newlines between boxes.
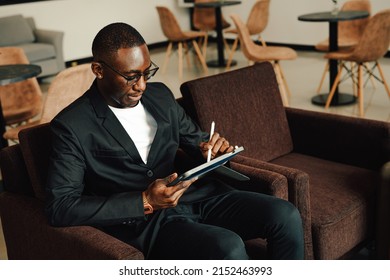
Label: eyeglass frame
xmin=97 ymin=60 xmax=159 ymax=86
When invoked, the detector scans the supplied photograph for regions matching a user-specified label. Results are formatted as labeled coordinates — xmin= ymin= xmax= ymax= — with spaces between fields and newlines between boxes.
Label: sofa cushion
xmin=19 ymin=43 xmax=56 ymax=62
xmin=0 ymin=15 xmax=35 ymax=46
xmin=271 ymin=152 xmax=377 ymax=259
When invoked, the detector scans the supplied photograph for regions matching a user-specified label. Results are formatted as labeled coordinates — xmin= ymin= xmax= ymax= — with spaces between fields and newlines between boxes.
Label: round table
xmin=298 ymin=11 xmax=369 ymax=106
xmin=0 ymin=64 xmax=42 ymax=148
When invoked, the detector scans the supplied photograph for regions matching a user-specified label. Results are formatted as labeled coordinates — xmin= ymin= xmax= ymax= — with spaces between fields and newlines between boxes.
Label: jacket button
xmin=146 ymin=170 xmax=154 ymax=177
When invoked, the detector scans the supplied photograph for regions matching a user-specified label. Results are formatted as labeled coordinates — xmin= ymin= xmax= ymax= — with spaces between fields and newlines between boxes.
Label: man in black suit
xmin=45 ymin=22 xmax=304 ymax=259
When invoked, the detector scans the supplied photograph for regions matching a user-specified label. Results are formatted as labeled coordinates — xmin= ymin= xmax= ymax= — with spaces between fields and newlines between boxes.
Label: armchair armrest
xmin=286 ymin=107 xmax=390 ymax=170
xmin=0 ymin=193 xmax=143 ymax=260
xmin=34 ymin=28 xmax=65 ymax=70
xmin=229 ymin=161 xmax=288 ymax=200
xmin=232 ymin=154 xmax=313 ymax=259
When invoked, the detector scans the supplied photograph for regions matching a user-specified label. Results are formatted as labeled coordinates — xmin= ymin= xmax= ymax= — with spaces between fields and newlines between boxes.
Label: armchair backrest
xmin=180 ymin=62 xmax=293 ymax=161
xmin=18 ymin=123 xmax=52 ymax=201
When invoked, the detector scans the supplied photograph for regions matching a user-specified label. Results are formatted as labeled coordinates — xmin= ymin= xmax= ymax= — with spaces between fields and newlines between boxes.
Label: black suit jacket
xmin=45 ymin=81 xmax=232 ymax=231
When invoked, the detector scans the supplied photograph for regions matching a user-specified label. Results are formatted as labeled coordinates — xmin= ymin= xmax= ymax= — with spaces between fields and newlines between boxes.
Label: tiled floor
xmin=0 ymin=45 xmax=389 ymax=260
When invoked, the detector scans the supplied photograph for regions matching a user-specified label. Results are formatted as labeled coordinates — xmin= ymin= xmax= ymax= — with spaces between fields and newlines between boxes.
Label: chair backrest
xmin=350 ymin=9 xmax=390 ymax=62
xmin=246 ymin=0 xmax=270 ymax=35
xmin=230 ymin=14 xmax=261 ymax=61
xmin=0 ymin=46 xmax=42 ymax=125
xmin=18 ymin=123 xmax=52 ymax=201
xmin=338 ymin=0 xmax=371 ymax=39
xmin=40 ymin=63 xmax=95 ymax=123
xmin=193 ymin=0 xmax=230 ymax=31
xmin=180 ymin=62 xmax=293 ymax=162
xmin=156 ymin=6 xmax=186 ymax=42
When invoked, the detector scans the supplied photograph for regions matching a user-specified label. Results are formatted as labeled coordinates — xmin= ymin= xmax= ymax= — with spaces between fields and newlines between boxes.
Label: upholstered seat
xmin=180 ymin=62 xmax=390 ymax=259
xmin=0 ymin=121 xmax=288 ymax=259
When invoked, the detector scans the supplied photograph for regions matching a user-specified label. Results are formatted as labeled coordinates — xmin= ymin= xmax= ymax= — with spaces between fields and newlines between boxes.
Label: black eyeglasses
xmin=98 ymin=60 xmax=159 ymax=86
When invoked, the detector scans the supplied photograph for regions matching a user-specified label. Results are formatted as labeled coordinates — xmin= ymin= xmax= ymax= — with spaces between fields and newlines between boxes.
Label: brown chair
xmin=192 ymin=0 xmax=231 ymax=59
xmin=0 ymin=121 xmax=289 ymax=259
xmin=3 ymin=63 xmax=95 ymax=141
xmin=0 ymin=46 xmax=43 ymax=126
xmin=376 ymin=161 xmax=390 ymax=259
xmin=316 ymin=0 xmax=371 ymax=94
xmin=180 ymin=61 xmax=390 ymax=259
xmin=324 ymin=9 xmax=390 ymax=117
xmin=156 ymin=6 xmax=208 ymax=79
xmin=225 ymin=0 xmax=270 ymax=69
xmin=0 ymin=124 xmax=144 ymax=259
xmin=229 ymin=14 xmax=297 ymax=106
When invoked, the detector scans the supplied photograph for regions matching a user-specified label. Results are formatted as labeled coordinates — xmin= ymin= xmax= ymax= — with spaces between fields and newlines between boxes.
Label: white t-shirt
xmin=109 ymin=101 xmax=157 ymax=164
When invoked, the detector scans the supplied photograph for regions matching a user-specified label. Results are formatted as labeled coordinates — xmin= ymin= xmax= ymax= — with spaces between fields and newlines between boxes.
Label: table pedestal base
xmin=311 ymin=93 xmax=357 ymax=106
xmin=207 ymin=59 xmax=237 ymax=68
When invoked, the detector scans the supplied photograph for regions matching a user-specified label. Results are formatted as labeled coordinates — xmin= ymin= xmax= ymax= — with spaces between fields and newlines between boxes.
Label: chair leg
xmin=226 ymin=37 xmax=239 ymax=70
xmin=376 ymin=61 xmax=390 ymax=99
xmin=278 ymin=63 xmax=292 ymax=97
xmin=178 ymin=42 xmax=183 ymax=79
xmin=183 ymin=41 xmax=191 ymax=69
xmin=273 ymin=61 xmax=289 ymax=106
xmin=162 ymin=42 xmax=173 ymax=74
xmin=202 ymin=33 xmax=209 ymax=60
xmin=192 ymin=39 xmax=208 ymax=74
xmin=358 ymin=63 xmax=364 ymax=117
xmin=325 ymin=62 xmax=344 ymax=109
xmin=365 ymin=62 xmax=377 ymax=89
xmin=317 ymin=61 xmax=329 ymax=94
xmin=258 ymin=35 xmax=267 ymax=47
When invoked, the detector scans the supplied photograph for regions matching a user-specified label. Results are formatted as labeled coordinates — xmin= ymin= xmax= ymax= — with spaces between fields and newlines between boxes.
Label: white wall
xmin=0 ymin=0 xmax=388 ymax=62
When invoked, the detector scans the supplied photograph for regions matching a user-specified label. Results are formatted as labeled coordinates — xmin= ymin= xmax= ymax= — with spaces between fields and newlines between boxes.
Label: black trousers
xmin=149 ymin=190 xmax=304 ymax=260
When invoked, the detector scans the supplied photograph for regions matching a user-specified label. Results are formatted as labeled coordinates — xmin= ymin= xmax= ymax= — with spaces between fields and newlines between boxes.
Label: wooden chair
xmin=156 ymin=6 xmax=208 ymax=79
xmin=229 ymin=14 xmax=296 ymax=106
xmin=316 ymin=0 xmax=371 ymax=94
xmin=3 ymin=63 xmax=95 ymax=141
xmin=324 ymin=9 xmax=390 ymax=117
xmin=192 ymin=0 xmax=231 ymax=60
xmin=225 ymin=0 xmax=270 ymax=69
xmin=0 ymin=47 xmax=43 ymax=127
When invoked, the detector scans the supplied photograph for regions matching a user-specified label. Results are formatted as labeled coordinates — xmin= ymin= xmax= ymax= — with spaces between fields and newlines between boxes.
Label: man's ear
xmin=91 ymin=62 xmax=103 ymax=79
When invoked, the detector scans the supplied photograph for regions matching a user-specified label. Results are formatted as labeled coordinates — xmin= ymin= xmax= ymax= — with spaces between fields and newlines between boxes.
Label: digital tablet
xmin=167 ymin=146 xmax=245 ymax=186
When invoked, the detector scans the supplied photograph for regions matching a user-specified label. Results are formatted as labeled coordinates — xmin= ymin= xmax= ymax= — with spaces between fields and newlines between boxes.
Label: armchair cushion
xmin=20 ymin=43 xmax=56 ymax=62
xmin=0 ymin=15 xmax=35 ymax=46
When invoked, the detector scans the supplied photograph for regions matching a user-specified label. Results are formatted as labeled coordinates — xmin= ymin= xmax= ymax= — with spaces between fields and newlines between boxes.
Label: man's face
xmin=95 ymin=44 xmax=154 ymax=108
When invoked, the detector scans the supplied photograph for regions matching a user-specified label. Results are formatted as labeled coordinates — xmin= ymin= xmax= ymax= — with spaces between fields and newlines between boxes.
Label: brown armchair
xmin=179 ymin=62 xmax=390 ymax=259
xmin=0 ymin=122 xmax=288 ymax=259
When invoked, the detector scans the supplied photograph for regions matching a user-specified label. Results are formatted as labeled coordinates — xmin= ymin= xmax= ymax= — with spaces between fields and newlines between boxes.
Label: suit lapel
xmin=89 ymin=85 xmax=145 ymax=165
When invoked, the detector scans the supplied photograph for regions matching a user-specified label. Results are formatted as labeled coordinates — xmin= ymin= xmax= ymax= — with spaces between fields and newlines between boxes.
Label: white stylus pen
xmin=207 ymin=121 xmax=215 ymax=162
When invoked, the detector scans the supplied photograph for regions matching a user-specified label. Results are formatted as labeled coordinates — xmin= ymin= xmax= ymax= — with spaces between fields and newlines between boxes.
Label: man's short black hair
xmin=92 ymin=22 xmax=146 ymax=61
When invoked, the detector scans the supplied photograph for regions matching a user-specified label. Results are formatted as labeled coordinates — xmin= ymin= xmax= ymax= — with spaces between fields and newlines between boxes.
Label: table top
xmin=194 ymin=1 xmax=241 ymax=8
xmin=298 ymin=10 xmax=369 ymax=22
xmin=0 ymin=64 xmax=41 ymax=86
